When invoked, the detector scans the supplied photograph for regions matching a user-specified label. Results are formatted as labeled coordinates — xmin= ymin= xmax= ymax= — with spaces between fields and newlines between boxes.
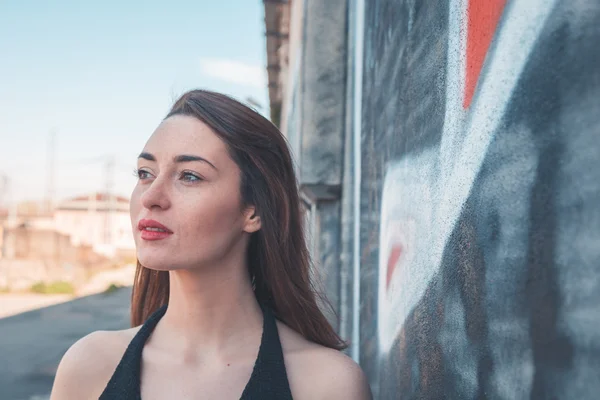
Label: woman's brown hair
xmin=130 ymin=89 xmax=346 ymax=350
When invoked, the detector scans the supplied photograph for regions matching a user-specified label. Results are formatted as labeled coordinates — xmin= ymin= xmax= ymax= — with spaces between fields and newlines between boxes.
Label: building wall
xmin=362 ymin=0 xmax=600 ymax=398
xmin=275 ymin=0 xmax=600 ymax=398
xmin=280 ymin=0 xmax=304 ymax=164
xmin=54 ymin=209 xmax=134 ymax=256
xmin=0 ymin=226 xmax=105 ymax=290
xmin=54 ymin=194 xmax=135 ymax=257
xmin=279 ymin=0 xmax=351 ymax=332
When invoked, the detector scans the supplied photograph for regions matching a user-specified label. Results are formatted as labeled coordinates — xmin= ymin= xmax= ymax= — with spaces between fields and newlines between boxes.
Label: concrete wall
xmin=277 ymin=0 xmax=600 ymax=398
xmin=360 ymin=0 xmax=600 ymax=398
xmin=281 ymin=0 xmax=350 ymax=332
xmin=0 ymin=225 xmax=113 ymax=290
xmin=54 ymin=209 xmax=134 ymax=256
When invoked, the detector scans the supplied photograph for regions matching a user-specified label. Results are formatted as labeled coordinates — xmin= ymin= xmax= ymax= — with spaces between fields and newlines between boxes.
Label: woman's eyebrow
xmin=137 ymin=152 xmax=217 ymax=170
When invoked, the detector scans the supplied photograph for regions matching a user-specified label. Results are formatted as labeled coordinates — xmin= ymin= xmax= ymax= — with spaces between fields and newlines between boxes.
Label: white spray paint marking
xmin=433 ymin=0 xmax=558 ymax=268
xmin=378 ymin=149 xmax=438 ymax=351
xmin=439 ymin=0 xmax=468 ymax=181
xmin=378 ymin=0 xmax=559 ymax=353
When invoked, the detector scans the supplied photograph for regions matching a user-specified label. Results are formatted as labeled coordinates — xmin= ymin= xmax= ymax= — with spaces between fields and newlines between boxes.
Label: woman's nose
xmin=140 ymin=177 xmax=171 ymax=210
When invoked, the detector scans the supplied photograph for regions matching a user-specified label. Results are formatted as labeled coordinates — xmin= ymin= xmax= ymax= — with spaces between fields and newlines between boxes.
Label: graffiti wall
xmin=360 ymin=0 xmax=600 ymax=398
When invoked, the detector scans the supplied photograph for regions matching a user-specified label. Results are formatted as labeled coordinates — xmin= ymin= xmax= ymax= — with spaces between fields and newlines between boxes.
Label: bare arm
xmin=288 ymin=346 xmax=372 ymax=400
xmin=319 ymin=355 xmax=373 ymax=400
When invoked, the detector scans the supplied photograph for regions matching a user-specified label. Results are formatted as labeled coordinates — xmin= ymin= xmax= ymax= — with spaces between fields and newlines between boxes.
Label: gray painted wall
xmin=360 ymin=0 xmax=600 ymax=398
xmin=284 ymin=0 xmax=600 ymax=398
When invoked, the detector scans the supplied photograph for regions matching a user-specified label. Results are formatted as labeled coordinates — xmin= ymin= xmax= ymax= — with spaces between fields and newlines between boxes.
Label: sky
xmin=0 ymin=0 xmax=269 ymax=205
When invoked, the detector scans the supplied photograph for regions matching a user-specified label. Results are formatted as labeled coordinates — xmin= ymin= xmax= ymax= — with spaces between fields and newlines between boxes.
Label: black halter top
xmin=99 ymin=304 xmax=293 ymax=399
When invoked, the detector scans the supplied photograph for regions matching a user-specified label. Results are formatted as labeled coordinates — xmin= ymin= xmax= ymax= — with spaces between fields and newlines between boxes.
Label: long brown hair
xmin=130 ymin=89 xmax=346 ymax=350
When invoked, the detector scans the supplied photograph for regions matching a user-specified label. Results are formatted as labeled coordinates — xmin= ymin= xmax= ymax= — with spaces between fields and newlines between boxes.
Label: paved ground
xmin=0 ymin=264 xmax=135 ymax=320
xmin=0 ymin=287 xmax=131 ymax=400
xmin=0 ymin=294 xmax=74 ymax=320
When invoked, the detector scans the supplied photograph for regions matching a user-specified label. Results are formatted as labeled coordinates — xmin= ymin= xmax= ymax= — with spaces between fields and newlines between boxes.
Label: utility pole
xmin=0 ymin=174 xmax=5 ymax=260
xmin=5 ymin=178 xmax=16 ymax=226
xmin=103 ymin=156 xmax=116 ymax=250
xmin=2 ymin=177 xmax=17 ymax=259
xmin=0 ymin=173 xmax=7 ymax=209
xmin=46 ymin=129 xmax=57 ymax=214
xmin=88 ymin=189 xmax=97 ymax=246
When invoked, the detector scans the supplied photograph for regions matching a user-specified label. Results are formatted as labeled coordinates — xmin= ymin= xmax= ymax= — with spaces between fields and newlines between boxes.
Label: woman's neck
xmin=149 ymin=264 xmax=264 ymax=363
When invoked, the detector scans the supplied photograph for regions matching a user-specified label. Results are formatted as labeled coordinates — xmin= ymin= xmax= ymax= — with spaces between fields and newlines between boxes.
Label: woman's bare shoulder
xmin=276 ymin=321 xmax=372 ymax=400
xmin=49 ymin=327 xmax=140 ymax=400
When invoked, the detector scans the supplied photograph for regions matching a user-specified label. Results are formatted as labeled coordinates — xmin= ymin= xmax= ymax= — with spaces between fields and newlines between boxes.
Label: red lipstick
xmin=138 ymin=219 xmax=173 ymax=241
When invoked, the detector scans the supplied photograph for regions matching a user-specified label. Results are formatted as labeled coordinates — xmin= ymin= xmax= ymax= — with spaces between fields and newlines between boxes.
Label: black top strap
xmin=100 ymin=305 xmax=167 ymax=399
xmin=240 ymin=305 xmax=293 ymax=399
xmin=99 ymin=304 xmax=293 ymax=399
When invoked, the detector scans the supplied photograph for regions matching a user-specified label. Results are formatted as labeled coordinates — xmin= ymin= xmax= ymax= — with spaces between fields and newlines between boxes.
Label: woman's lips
xmin=138 ymin=219 xmax=173 ymax=241
xmin=140 ymin=229 xmax=172 ymax=241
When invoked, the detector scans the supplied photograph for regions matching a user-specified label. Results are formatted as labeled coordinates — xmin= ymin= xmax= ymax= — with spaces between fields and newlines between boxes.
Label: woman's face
xmin=130 ymin=114 xmax=260 ymax=271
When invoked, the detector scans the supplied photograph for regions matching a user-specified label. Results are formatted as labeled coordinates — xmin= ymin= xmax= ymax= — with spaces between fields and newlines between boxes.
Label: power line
xmin=1 ymin=152 xmax=136 ymax=206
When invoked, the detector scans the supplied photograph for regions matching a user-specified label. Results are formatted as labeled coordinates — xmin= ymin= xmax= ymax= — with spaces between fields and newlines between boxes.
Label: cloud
xmin=199 ymin=58 xmax=267 ymax=88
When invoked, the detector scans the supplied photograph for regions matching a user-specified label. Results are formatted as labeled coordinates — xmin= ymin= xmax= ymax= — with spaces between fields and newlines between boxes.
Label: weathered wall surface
xmin=273 ymin=0 xmax=600 ymax=398
xmin=283 ymin=0 xmax=350 ymax=332
xmin=359 ymin=0 xmax=600 ymax=398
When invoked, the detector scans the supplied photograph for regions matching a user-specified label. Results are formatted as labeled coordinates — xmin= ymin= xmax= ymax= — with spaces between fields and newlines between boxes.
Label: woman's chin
xmin=136 ymin=253 xmax=176 ymax=271
xmin=140 ymin=263 xmax=174 ymax=272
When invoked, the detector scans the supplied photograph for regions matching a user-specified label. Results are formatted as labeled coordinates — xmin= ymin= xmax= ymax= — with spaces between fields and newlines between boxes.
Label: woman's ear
xmin=243 ymin=206 xmax=261 ymax=233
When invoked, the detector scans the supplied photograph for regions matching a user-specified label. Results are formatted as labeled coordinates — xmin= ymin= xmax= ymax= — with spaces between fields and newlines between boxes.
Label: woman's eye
xmin=135 ymin=169 xmax=152 ymax=180
xmin=181 ymin=172 xmax=202 ymax=182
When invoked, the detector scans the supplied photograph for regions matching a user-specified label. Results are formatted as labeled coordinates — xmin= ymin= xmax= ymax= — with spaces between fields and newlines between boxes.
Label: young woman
xmin=50 ymin=90 xmax=372 ymax=399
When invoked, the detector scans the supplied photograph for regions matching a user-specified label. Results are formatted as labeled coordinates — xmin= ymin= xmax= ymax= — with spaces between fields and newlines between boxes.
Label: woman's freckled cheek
xmin=173 ymin=183 xmax=241 ymax=240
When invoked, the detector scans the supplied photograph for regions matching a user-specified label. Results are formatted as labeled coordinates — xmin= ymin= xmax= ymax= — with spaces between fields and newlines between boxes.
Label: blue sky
xmin=0 ymin=0 xmax=269 ymax=204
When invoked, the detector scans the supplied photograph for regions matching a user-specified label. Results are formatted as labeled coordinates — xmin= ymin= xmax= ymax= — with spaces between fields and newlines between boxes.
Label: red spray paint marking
xmin=464 ymin=0 xmax=507 ymax=109
xmin=386 ymin=243 xmax=403 ymax=290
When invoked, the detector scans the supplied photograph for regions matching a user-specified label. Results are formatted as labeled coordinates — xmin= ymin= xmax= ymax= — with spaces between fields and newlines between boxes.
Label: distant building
xmin=54 ymin=192 xmax=135 ymax=258
xmin=0 ymin=193 xmax=134 ymax=289
xmin=1 ymin=192 xmax=135 ymax=260
xmin=0 ymin=208 xmax=6 ymax=258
